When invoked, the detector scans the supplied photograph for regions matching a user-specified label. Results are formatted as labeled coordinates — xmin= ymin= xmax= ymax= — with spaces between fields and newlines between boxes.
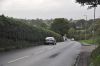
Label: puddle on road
xmin=48 ymin=52 xmax=61 ymax=59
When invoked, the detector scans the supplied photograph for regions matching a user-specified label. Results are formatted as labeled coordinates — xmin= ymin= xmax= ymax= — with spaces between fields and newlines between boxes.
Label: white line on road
xmin=34 ymin=47 xmax=54 ymax=55
xmin=35 ymin=50 xmax=45 ymax=55
xmin=8 ymin=56 xmax=29 ymax=64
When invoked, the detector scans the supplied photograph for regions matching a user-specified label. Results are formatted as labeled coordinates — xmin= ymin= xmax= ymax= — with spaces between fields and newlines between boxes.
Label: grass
xmin=80 ymin=39 xmax=96 ymax=44
xmin=93 ymin=55 xmax=100 ymax=66
xmin=90 ymin=46 xmax=100 ymax=66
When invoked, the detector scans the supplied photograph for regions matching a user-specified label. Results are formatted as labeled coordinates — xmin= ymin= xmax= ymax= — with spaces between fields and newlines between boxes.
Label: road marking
xmin=34 ymin=47 xmax=54 ymax=55
xmin=35 ymin=50 xmax=45 ymax=55
xmin=48 ymin=47 xmax=54 ymax=50
xmin=8 ymin=56 xmax=29 ymax=63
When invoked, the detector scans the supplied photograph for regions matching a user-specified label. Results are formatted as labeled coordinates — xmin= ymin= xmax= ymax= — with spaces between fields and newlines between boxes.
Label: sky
xmin=0 ymin=0 xmax=100 ymax=20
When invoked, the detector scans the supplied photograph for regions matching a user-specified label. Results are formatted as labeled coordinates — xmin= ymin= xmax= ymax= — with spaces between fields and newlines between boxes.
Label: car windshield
xmin=46 ymin=37 xmax=54 ymax=40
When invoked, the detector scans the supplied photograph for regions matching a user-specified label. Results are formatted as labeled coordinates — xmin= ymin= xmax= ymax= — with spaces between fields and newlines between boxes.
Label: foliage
xmin=0 ymin=15 xmax=63 ymax=51
xmin=69 ymin=22 xmax=76 ymax=29
xmin=92 ymin=20 xmax=100 ymax=45
xmin=51 ymin=18 xmax=69 ymax=36
xmin=76 ymin=0 xmax=100 ymax=6
xmin=93 ymin=55 xmax=100 ymax=66
xmin=91 ymin=46 xmax=100 ymax=66
xmin=73 ymin=18 xmax=100 ymax=40
xmin=80 ymin=39 xmax=96 ymax=44
xmin=95 ymin=20 xmax=100 ymax=35
xmin=75 ymin=19 xmax=86 ymax=29
xmin=29 ymin=19 xmax=48 ymax=29
xmin=68 ymin=28 xmax=76 ymax=38
xmin=90 ymin=19 xmax=100 ymax=65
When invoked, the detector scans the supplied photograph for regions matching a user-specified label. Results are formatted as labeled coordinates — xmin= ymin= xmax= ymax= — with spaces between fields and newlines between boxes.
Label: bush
xmin=93 ymin=55 xmax=100 ymax=66
xmin=90 ymin=46 xmax=100 ymax=66
xmin=0 ymin=15 xmax=63 ymax=51
xmin=96 ymin=37 xmax=100 ymax=45
xmin=91 ymin=46 xmax=100 ymax=60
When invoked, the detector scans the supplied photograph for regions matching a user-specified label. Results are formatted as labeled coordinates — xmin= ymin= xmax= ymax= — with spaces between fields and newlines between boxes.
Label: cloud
xmin=0 ymin=0 xmax=100 ymax=19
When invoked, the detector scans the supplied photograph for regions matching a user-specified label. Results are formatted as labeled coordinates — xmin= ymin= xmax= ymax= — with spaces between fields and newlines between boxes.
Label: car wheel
xmin=53 ymin=43 xmax=56 ymax=45
xmin=51 ymin=43 xmax=54 ymax=45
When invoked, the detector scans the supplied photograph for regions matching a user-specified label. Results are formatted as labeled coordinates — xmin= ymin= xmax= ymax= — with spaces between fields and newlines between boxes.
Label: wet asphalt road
xmin=0 ymin=41 xmax=81 ymax=66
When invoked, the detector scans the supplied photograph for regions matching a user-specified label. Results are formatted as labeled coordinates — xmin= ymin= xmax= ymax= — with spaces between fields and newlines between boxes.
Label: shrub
xmin=0 ymin=15 xmax=63 ymax=51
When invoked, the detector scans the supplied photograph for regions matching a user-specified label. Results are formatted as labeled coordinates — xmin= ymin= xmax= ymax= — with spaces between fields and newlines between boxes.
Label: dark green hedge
xmin=0 ymin=15 xmax=63 ymax=51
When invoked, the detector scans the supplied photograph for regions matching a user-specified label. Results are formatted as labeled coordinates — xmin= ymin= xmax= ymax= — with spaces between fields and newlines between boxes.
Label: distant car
xmin=45 ymin=37 xmax=56 ymax=45
xmin=71 ymin=38 xmax=74 ymax=41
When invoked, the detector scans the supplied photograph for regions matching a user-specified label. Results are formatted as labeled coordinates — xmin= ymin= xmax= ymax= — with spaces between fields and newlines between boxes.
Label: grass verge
xmin=80 ymin=39 xmax=96 ymax=44
xmin=90 ymin=46 xmax=100 ymax=66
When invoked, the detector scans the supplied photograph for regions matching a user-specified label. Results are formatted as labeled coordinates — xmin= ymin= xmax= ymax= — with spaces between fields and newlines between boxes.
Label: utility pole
xmin=87 ymin=3 xmax=97 ymax=47
xmin=80 ymin=23 xmax=83 ymax=40
xmin=93 ymin=6 xmax=96 ymax=48
xmin=84 ymin=15 xmax=87 ymax=40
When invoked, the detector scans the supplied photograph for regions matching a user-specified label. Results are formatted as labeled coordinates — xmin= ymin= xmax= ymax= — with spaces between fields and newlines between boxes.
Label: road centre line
xmin=8 ymin=56 xmax=29 ymax=64
xmin=8 ymin=47 xmax=54 ymax=64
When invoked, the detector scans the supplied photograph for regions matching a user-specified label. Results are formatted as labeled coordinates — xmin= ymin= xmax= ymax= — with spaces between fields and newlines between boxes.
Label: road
xmin=76 ymin=45 xmax=96 ymax=66
xmin=0 ymin=41 xmax=81 ymax=66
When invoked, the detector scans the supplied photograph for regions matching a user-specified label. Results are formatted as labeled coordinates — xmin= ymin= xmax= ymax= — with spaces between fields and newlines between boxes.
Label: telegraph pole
xmin=93 ymin=6 xmax=96 ymax=48
xmin=84 ymin=15 xmax=87 ymax=40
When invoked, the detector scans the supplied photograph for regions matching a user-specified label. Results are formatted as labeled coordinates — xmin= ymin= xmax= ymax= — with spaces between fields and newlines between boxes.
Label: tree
xmin=30 ymin=19 xmax=48 ymax=29
xmin=75 ymin=19 xmax=86 ymax=29
xmin=76 ymin=0 xmax=100 ymax=5
xmin=76 ymin=0 xmax=100 ymax=22
xmin=76 ymin=0 xmax=100 ymax=44
xmin=68 ymin=28 xmax=76 ymax=38
xmin=94 ymin=20 xmax=100 ymax=36
xmin=51 ymin=18 xmax=69 ymax=36
xmin=0 ymin=15 xmax=63 ymax=50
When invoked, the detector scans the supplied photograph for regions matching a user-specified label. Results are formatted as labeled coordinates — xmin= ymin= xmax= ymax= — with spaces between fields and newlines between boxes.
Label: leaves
xmin=0 ymin=15 xmax=63 ymax=50
xmin=51 ymin=18 xmax=69 ymax=36
xmin=76 ymin=0 xmax=100 ymax=5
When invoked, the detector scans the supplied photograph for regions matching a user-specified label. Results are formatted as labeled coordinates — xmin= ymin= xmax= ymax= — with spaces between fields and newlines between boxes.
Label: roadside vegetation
xmin=1 ymin=14 xmax=100 ymax=53
xmin=90 ymin=20 xmax=100 ymax=66
xmin=77 ymin=18 xmax=100 ymax=66
xmin=80 ymin=40 xmax=96 ymax=44
xmin=50 ymin=18 xmax=69 ymax=36
xmin=76 ymin=0 xmax=100 ymax=66
xmin=90 ymin=46 xmax=100 ymax=66
xmin=0 ymin=15 xmax=63 ymax=52
xmin=0 ymin=13 xmax=100 ymax=66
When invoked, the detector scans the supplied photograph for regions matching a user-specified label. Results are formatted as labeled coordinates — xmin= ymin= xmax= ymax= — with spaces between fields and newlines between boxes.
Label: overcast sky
xmin=0 ymin=0 xmax=100 ymax=20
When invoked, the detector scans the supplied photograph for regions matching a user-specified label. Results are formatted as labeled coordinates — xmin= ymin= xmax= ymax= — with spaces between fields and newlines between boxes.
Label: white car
xmin=71 ymin=38 xmax=74 ymax=41
xmin=45 ymin=37 xmax=56 ymax=45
